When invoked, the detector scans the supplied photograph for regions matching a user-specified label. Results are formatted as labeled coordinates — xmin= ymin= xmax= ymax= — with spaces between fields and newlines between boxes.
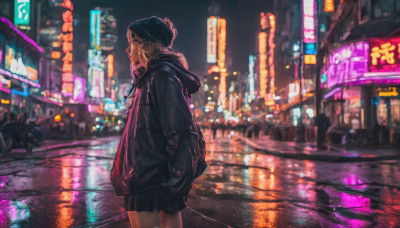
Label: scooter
xmin=0 ymin=122 xmax=43 ymax=153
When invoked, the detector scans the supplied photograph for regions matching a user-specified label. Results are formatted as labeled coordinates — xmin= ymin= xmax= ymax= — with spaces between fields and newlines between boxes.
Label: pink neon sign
xmin=303 ymin=0 xmax=316 ymax=43
xmin=327 ymin=42 xmax=369 ymax=88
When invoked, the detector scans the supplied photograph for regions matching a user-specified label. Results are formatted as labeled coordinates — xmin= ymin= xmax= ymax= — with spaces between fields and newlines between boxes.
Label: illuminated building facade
xmin=320 ymin=0 xmax=400 ymax=144
xmin=0 ymin=16 xmax=42 ymax=113
xmin=88 ymin=7 xmax=119 ymax=114
xmin=37 ymin=0 xmax=75 ymax=98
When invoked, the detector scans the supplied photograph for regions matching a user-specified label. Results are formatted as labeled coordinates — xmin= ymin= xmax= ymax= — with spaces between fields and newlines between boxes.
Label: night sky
xmin=72 ymin=0 xmax=274 ymax=80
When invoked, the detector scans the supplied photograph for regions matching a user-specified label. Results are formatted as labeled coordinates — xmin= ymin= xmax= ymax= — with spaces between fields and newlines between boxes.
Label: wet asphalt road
xmin=0 ymin=131 xmax=400 ymax=227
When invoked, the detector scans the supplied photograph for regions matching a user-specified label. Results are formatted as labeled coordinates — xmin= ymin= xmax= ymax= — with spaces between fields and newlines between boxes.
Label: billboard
xmin=88 ymin=49 xmax=103 ymax=68
xmin=14 ymin=0 xmax=30 ymax=27
xmin=88 ymin=66 xmax=104 ymax=98
xmin=207 ymin=17 xmax=217 ymax=63
xmin=73 ymin=76 xmax=86 ymax=103
xmin=4 ymin=44 xmax=38 ymax=83
xmin=90 ymin=10 xmax=102 ymax=49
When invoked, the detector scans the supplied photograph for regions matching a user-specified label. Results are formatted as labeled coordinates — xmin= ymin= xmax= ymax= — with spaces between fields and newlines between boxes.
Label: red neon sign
xmin=61 ymin=0 xmax=74 ymax=96
xmin=368 ymin=38 xmax=400 ymax=73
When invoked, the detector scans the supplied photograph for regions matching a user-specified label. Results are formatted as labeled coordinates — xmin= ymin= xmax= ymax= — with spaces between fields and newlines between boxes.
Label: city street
xmin=1 ymin=131 xmax=400 ymax=227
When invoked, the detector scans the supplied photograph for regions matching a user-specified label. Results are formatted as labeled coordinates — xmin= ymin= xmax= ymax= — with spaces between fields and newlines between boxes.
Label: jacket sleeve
xmin=149 ymin=68 xmax=198 ymax=197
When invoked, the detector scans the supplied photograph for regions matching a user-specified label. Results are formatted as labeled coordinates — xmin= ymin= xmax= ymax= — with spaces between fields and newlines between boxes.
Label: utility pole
xmin=315 ymin=0 xmax=325 ymax=148
xmin=296 ymin=0 xmax=306 ymax=143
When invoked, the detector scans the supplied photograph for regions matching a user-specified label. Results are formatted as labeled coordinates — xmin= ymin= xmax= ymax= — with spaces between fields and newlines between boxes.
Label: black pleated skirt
xmin=124 ymin=188 xmax=187 ymax=214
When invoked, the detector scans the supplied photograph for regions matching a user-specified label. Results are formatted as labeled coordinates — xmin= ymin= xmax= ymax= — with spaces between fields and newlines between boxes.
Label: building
xmin=0 ymin=16 xmax=43 ymax=113
xmin=206 ymin=2 xmax=228 ymax=112
xmin=319 ymin=0 xmax=400 ymax=144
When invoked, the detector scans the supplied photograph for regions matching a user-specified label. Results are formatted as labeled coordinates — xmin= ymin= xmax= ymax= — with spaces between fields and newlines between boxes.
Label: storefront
xmin=0 ymin=74 xmax=11 ymax=112
xmin=322 ymin=38 xmax=400 ymax=143
xmin=0 ymin=17 xmax=43 ymax=114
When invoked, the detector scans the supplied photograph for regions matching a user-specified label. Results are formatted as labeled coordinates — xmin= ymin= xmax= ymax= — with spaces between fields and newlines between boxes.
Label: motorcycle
xmin=0 ymin=121 xmax=43 ymax=153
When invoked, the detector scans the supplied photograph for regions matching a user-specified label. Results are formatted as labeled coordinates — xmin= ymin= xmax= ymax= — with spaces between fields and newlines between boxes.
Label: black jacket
xmin=110 ymin=57 xmax=202 ymax=198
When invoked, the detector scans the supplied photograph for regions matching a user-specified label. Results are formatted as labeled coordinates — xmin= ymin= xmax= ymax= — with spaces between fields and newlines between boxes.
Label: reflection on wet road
xmin=0 ymin=133 xmax=400 ymax=227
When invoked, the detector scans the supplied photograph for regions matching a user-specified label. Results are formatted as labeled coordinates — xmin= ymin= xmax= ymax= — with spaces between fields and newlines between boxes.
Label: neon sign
xmin=88 ymin=66 xmax=104 ymax=98
xmin=303 ymin=0 xmax=316 ymax=43
xmin=14 ymin=0 xmax=30 ymax=27
xmin=73 ymin=76 xmax=86 ymax=103
xmin=268 ymin=13 xmax=276 ymax=106
xmin=61 ymin=0 xmax=74 ymax=96
xmin=248 ymin=55 xmax=255 ymax=102
xmin=90 ymin=10 xmax=101 ymax=49
xmin=377 ymin=87 xmax=399 ymax=97
xmin=259 ymin=31 xmax=267 ymax=99
xmin=369 ymin=38 xmax=400 ymax=72
xmin=327 ymin=42 xmax=369 ymax=88
xmin=1 ymin=99 xmax=10 ymax=104
xmin=207 ymin=17 xmax=217 ymax=63
xmin=324 ymin=0 xmax=334 ymax=12
xmin=259 ymin=12 xmax=275 ymax=104
xmin=217 ymin=18 xmax=227 ymax=108
xmin=107 ymin=54 xmax=114 ymax=77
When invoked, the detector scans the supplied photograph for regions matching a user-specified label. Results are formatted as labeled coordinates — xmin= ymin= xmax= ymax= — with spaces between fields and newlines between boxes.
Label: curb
xmin=11 ymin=137 xmax=119 ymax=154
xmin=233 ymin=135 xmax=400 ymax=162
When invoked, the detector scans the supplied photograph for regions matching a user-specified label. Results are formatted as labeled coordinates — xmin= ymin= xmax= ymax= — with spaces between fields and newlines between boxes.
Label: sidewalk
xmin=233 ymin=134 xmax=400 ymax=162
xmin=10 ymin=136 xmax=120 ymax=153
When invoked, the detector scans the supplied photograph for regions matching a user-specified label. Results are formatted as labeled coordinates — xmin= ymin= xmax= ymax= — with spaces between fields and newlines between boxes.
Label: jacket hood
xmin=147 ymin=57 xmax=201 ymax=95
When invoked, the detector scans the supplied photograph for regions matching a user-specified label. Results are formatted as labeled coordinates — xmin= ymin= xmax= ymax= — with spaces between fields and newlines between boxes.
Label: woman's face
xmin=126 ymin=31 xmax=140 ymax=65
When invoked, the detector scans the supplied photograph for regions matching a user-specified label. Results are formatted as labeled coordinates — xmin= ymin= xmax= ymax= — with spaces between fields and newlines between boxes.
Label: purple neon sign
xmin=0 ymin=17 xmax=43 ymax=53
xmin=327 ymin=42 xmax=369 ymax=88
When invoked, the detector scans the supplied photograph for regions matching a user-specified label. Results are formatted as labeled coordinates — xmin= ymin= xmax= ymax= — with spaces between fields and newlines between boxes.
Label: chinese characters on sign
xmin=14 ymin=0 xmax=30 ymax=27
xmin=217 ymin=18 xmax=227 ymax=108
xmin=327 ymin=42 xmax=368 ymax=88
xmin=61 ymin=0 xmax=73 ymax=96
xmin=303 ymin=0 xmax=315 ymax=43
xmin=267 ymin=13 xmax=276 ymax=107
xmin=207 ymin=17 xmax=217 ymax=63
xmin=369 ymin=38 xmax=400 ymax=72
xmin=303 ymin=0 xmax=316 ymax=64
xmin=376 ymin=87 xmax=399 ymax=97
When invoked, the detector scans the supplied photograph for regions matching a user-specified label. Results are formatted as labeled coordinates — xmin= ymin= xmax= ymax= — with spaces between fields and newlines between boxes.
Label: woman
xmin=110 ymin=16 xmax=205 ymax=228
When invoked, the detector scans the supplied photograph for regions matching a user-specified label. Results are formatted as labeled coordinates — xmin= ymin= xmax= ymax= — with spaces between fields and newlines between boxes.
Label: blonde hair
xmin=128 ymin=18 xmax=189 ymax=70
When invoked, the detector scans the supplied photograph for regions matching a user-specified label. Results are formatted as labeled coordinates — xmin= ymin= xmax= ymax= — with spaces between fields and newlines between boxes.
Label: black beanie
xmin=128 ymin=16 xmax=174 ymax=47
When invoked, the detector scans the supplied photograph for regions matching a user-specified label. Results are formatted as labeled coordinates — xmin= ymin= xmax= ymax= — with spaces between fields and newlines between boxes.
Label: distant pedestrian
xmin=221 ymin=121 xmax=227 ymax=136
xmin=316 ymin=113 xmax=330 ymax=149
xmin=211 ymin=121 xmax=218 ymax=139
xmin=246 ymin=122 xmax=253 ymax=139
xmin=110 ymin=17 xmax=207 ymax=228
